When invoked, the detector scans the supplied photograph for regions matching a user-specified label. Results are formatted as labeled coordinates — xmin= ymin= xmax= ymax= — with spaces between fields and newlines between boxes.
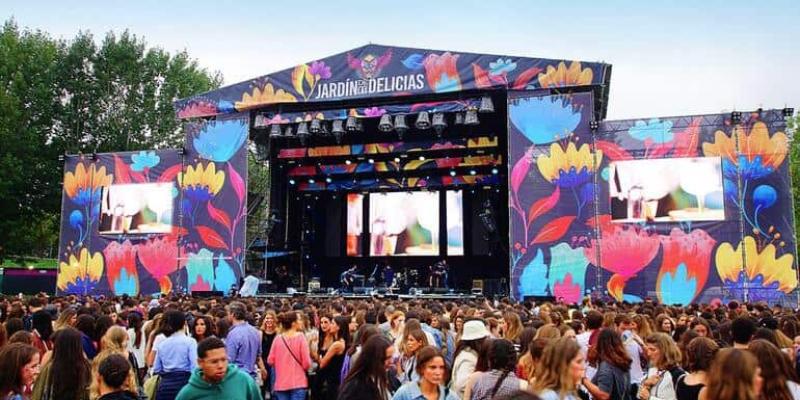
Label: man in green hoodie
xmin=176 ymin=336 xmax=262 ymax=400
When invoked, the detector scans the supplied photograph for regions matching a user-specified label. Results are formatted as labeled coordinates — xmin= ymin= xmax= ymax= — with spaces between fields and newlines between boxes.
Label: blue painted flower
xmin=214 ymin=255 xmax=237 ymax=293
xmin=434 ymin=73 xmax=461 ymax=93
xmin=216 ymin=100 xmax=236 ymax=114
xmin=519 ymin=249 xmax=548 ymax=297
xmin=130 ymin=151 xmax=160 ymax=172
xmin=628 ymin=119 xmax=674 ymax=143
xmin=732 ymin=156 xmax=775 ymax=181
xmin=401 ymin=53 xmax=425 ymax=71
xmin=192 ymin=119 xmax=248 ymax=162
xmin=113 ymin=268 xmax=138 ymax=296
xmin=657 ymin=263 xmax=697 ymax=305
xmin=753 ymin=184 xmax=777 ymax=210
xmin=186 ymin=248 xmax=214 ymax=291
xmin=489 ymin=58 xmax=517 ymax=76
xmin=69 ymin=210 xmax=84 ymax=230
xmin=548 ymin=243 xmax=589 ymax=304
xmin=509 ymin=96 xmax=581 ymax=144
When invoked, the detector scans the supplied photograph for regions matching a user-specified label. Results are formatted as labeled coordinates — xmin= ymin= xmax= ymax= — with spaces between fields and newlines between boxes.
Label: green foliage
xmin=0 ymin=19 xmax=221 ymax=257
xmin=789 ymin=113 xmax=800 ymax=249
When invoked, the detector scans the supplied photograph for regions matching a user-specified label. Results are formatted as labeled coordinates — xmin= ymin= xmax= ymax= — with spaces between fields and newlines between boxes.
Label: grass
xmin=0 ymin=257 xmax=58 ymax=269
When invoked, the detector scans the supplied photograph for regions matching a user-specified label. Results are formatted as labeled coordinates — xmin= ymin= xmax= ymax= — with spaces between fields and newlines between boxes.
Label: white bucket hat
xmin=461 ymin=320 xmax=490 ymax=341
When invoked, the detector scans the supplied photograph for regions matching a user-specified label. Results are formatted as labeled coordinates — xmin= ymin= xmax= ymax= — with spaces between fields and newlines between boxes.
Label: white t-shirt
xmin=788 ymin=380 xmax=800 ymax=400
xmin=623 ymin=332 xmax=645 ymax=383
xmin=127 ymin=328 xmax=146 ymax=368
xmin=576 ymin=330 xmax=597 ymax=380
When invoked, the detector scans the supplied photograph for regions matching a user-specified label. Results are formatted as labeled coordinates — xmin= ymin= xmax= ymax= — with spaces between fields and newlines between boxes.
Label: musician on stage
xmin=428 ymin=260 xmax=449 ymax=289
xmin=339 ymin=265 xmax=359 ymax=292
xmin=382 ymin=264 xmax=394 ymax=289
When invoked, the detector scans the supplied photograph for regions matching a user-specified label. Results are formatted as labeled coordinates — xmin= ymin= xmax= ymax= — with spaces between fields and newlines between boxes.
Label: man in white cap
xmin=449 ymin=319 xmax=491 ymax=398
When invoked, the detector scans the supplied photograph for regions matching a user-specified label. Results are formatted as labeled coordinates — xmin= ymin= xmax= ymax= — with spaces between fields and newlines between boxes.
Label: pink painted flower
xmin=553 ymin=273 xmax=582 ymax=304
xmin=103 ymin=240 xmax=138 ymax=296
xmin=309 ymin=61 xmax=332 ymax=80
xmin=584 ymin=225 xmax=660 ymax=301
xmin=363 ymin=107 xmax=387 ymax=117
xmin=138 ymin=235 xmax=181 ymax=293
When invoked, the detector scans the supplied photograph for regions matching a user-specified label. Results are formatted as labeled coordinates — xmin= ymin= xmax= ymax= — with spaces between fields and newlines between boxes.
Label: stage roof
xmin=176 ymin=44 xmax=612 ymax=120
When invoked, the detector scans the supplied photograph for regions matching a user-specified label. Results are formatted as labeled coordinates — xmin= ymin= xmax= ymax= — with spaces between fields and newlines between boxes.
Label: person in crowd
xmin=450 ymin=320 xmax=490 ymax=397
xmin=190 ymin=315 xmax=215 ymax=343
xmin=5 ymin=318 xmax=25 ymax=340
xmin=91 ymin=326 xmax=139 ymax=398
xmin=465 ymin=338 xmax=527 ymax=400
xmin=674 ymin=336 xmax=717 ymax=400
xmin=338 ymin=335 xmax=395 ymax=400
xmin=386 ymin=311 xmax=406 ymax=343
xmin=53 ymin=308 xmax=78 ymax=331
xmin=747 ymin=339 xmax=800 ymax=400
xmin=268 ymin=311 xmax=312 ymax=400
xmin=93 ymin=354 xmax=139 ymax=400
xmin=315 ymin=314 xmax=349 ymax=398
xmin=397 ymin=329 xmax=428 ymax=385
xmin=517 ymin=338 xmax=548 ymax=381
xmin=638 ymin=332 xmax=684 ymax=400
xmin=0 ymin=323 xmax=7 ymax=350
xmin=689 ymin=318 xmax=712 ymax=338
xmin=259 ymin=310 xmax=278 ymax=398
xmin=75 ymin=314 xmax=97 ymax=360
xmin=502 ymin=312 xmax=524 ymax=351
xmin=175 ymin=337 xmax=261 ymax=400
xmin=655 ymin=314 xmax=675 ymax=337
xmin=225 ymin=301 xmax=261 ymax=379
xmin=341 ymin=324 xmax=380 ymax=383
xmin=576 ymin=310 xmax=602 ymax=382
xmin=125 ymin=312 xmax=146 ymax=383
xmin=391 ymin=346 xmax=459 ymax=400
xmin=699 ymin=348 xmax=761 ymax=400
xmin=582 ymin=328 xmax=631 ymax=400
xmin=433 ymin=316 xmax=456 ymax=368
xmin=731 ymin=316 xmax=756 ymax=349
xmin=29 ymin=311 xmax=52 ymax=359
xmin=0 ymin=343 xmax=40 ymax=400
xmin=153 ymin=310 xmax=198 ymax=400
xmin=95 ymin=315 xmax=115 ymax=348
xmin=531 ymin=337 xmax=584 ymax=400
xmin=31 ymin=328 xmax=91 ymax=400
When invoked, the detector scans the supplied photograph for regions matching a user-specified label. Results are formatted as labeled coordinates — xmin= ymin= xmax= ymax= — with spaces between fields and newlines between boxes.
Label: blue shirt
xmin=391 ymin=381 xmax=459 ymax=400
xmin=421 ymin=324 xmax=443 ymax=349
xmin=225 ymin=321 xmax=262 ymax=376
xmin=154 ymin=331 xmax=198 ymax=373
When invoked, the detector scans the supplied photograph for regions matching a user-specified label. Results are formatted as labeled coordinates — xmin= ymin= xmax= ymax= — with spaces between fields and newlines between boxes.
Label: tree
xmin=789 ymin=113 xmax=800 ymax=248
xmin=0 ymin=19 xmax=222 ymax=258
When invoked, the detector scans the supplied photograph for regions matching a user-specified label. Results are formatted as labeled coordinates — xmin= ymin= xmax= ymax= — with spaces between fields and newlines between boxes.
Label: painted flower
xmin=177 ymin=101 xmax=218 ymax=119
xmin=585 ymin=225 xmax=660 ymax=301
xmin=138 ymin=235 xmax=180 ymax=294
xmin=509 ymin=96 xmax=581 ymax=144
xmin=130 ymin=151 xmax=160 ymax=172
xmin=309 ymin=61 xmax=332 ymax=80
xmin=363 ymin=107 xmax=387 ymax=117
xmin=656 ymin=228 xmax=716 ymax=305
xmin=179 ymin=162 xmax=225 ymax=202
xmin=537 ymin=142 xmax=603 ymax=188
xmin=518 ymin=249 xmax=548 ymax=297
xmin=423 ymin=52 xmax=462 ymax=93
xmin=186 ymin=248 xmax=214 ymax=292
xmin=628 ymin=119 xmax=674 ymax=144
xmin=64 ymin=162 xmax=113 ymax=206
xmin=467 ymin=136 xmax=498 ymax=148
xmin=57 ymin=248 xmax=104 ymax=294
xmin=69 ymin=210 xmax=83 ymax=230
xmin=214 ymin=255 xmax=237 ymax=293
xmin=235 ymin=82 xmax=297 ymax=110
xmin=715 ymin=236 xmax=796 ymax=302
xmin=702 ymin=122 xmax=788 ymax=180
xmin=538 ymin=61 xmax=594 ymax=88
xmin=489 ymin=58 xmax=517 ymax=76
xmin=192 ymin=119 xmax=248 ymax=162
xmin=103 ymin=240 xmax=139 ymax=296
xmin=548 ymin=243 xmax=589 ymax=304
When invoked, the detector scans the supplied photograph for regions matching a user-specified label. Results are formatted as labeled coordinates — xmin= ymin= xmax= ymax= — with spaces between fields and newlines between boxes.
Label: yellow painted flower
xmin=538 ymin=61 xmax=594 ymax=88
xmin=702 ymin=122 xmax=788 ymax=180
xmin=57 ymin=248 xmax=104 ymax=293
xmin=235 ymin=83 xmax=297 ymax=110
xmin=467 ymin=136 xmax=498 ymax=148
xmin=715 ymin=236 xmax=797 ymax=294
xmin=63 ymin=162 xmax=113 ymax=206
xmin=179 ymin=162 xmax=225 ymax=201
xmin=537 ymin=142 xmax=602 ymax=188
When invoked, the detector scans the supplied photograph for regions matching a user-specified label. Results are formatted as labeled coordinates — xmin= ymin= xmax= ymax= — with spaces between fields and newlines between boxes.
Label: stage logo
xmin=315 ymin=49 xmax=426 ymax=100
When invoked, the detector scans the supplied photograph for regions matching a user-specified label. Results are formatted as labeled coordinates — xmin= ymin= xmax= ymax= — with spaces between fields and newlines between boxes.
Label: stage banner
xmin=175 ymin=44 xmax=610 ymax=119
xmin=181 ymin=114 xmax=249 ymax=294
xmin=56 ymin=150 xmax=184 ymax=296
xmin=508 ymin=90 xmax=598 ymax=304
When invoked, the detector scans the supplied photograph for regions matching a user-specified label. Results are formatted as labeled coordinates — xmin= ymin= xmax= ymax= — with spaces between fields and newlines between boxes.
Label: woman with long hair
xmin=391 ymin=346 xmax=459 ymax=400
xmin=94 ymin=316 xmax=115 ymax=348
xmin=29 ymin=311 xmax=52 ymax=359
xmin=259 ymin=310 xmax=278 ymax=398
xmin=397 ymin=329 xmax=428 ymax=385
xmin=747 ymin=339 xmax=800 ymax=400
xmin=655 ymin=315 xmax=675 ymax=337
xmin=466 ymin=339 xmax=527 ymax=400
xmin=631 ymin=315 xmax=653 ymax=341
xmin=0 ymin=323 xmax=7 ymax=350
xmin=450 ymin=319 xmax=490 ymax=398
xmin=638 ymin=332 xmax=684 ymax=400
xmin=698 ymin=349 xmax=762 ymax=400
xmin=582 ymin=328 xmax=631 ymax=400
xmin=190 ymin=315 xmax=215 ymax=343
xmin=341 ymin=324 xmax=381 ymax=383
xmin=517 ymin=338 xmax=549 ymax=381
xmin=315 ymin=315 xmax=350 ymax=399
xmin=31 ymin=328 xmax=91 ymax=400
xmin=0 ymin=343 xmax=40 ymax=400
xmin=75 ymin=314 xmax=97 ymax=360
xmin=125 ymin=312 xmax=145 ymax=383
xmin=91 ymin=326 xmax=139 ymax=398
xmin=268 ymin=311 xmax=312 ymax=400
xmin=675 ymin=337 xmax=718 ymax=400
xmin=152 ymin=310 xmax=197 ymax=400
xmin=54 ymin=309 xmax=78 ymax=331
xmin=531 ymin=337 xmax=584 ymax=400
xmin=387 ymin=311 xmax=406 ymax=343
xmin=503 ymin=312 xmax=524 ymax=351
xmin=338 ymin=335 xmax=395 ymax=400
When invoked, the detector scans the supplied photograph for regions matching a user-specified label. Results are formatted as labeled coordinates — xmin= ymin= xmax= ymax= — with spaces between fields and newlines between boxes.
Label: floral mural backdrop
xmin=56 ymin=116 xmax=249 ymax=296
xmin=510 ymin=92 xmax=797 ymax=305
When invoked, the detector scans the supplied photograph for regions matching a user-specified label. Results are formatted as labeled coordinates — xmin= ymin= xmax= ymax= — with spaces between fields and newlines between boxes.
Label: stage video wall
xmin=509 ymin=91 xmax=797 ymax=305
xmin=56 ymin=116 xmax=249 ymax=296
xmin=345 ymin=190 xmax=464 ymax=257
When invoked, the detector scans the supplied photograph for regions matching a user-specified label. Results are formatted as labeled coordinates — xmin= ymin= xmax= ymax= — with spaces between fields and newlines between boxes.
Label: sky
xmin=4 ymin=0 xmax=799 ymax=120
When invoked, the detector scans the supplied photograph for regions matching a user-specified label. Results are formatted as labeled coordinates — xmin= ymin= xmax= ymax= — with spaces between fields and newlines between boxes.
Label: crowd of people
xmin=0 ymin=293 xmax=799 ymax=400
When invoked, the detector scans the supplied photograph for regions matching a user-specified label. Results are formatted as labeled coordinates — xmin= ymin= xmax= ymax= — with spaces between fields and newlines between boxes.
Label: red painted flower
xmin=423 ymin=52 xmax=462 ymax=93
xmin=103 ymin=240 xmax=138 ymax=296
xmin=657 ymin=228 xmax=716 ymax=304
xmin=138 ymin=235 xmax=181 ymax=294
xmin=553 ymin=273 xmax=582 ymax=304
xmin=584 ymin=225 xmax=660 ymax=301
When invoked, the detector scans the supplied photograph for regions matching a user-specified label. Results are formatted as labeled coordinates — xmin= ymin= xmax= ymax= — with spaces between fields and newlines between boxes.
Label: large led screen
xmin=369 ymin=191 xmax=439 ymax=256
xmin=446 ymin=190 xmax=464 ymax=255
xmin=609 ymin=157 xmax=725 ymax=222
xmin=98 ymin=183 xmax=174 ymax=234
xmin=346 ymin=193 xmax=364 ymax=256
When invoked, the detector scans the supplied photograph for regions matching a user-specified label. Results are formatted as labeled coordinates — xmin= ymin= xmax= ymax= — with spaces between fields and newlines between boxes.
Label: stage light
xmin=297 ymin=122 xmax=310 ymax=145
xmin=345 ymin=159 xmax=352 ymax=165
xmin=731 ymin=111 xmax=742 ymax=124
xmin=394 ymin=115 xmax=409 ymax=139
xmin=418 ymin=155 xmax=426 ymax=161
xmin=491 ymin=168 xmax=499 ymax=175
xmin=464 ymin=108 xmax=479 ymax=125
xmin=454 ymin=112 xmax=465 ymax=125
xmin=378 ymin=114 xmax=394 ymax=132
xmin=308 ymin=178 xmax=315 ymax=184
xmin=470 ymin=169 xmax=477 ymax=175
xmin=289 ymin=179 xmax=296 ymax=185
xmin=368 ymin=158 xmax=375 ymax=164
xmin=269 ymin=124 xmax=283 ymax=138
xmin=310 ymin=118 xmax=322 ymax=134
xmin=325 ymin=177 xmax=332 ymax=183
xmin=432 ymin=113 xmax=447 ymax=137
xmin=449 ymin=170 xmax=457 ymax=177
xmin=415 ymin=111 xmax=431 ymax=130
xmin=783 ymin=107 xmax=795 ymax=118
xmin=346 ymin=116 xmax=359 ymax=132
xmin=284 ymin=125 xmax=295 ymax=137
xmin=394 ymin=157 xmax=401 ymax=163
xmin=589 ymin=120 xmax=599 ymax=131
xmin=479 ymin=95 xmax=494 ymax=113
xmin=332 ymin=120 xmax=345 ymax=143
